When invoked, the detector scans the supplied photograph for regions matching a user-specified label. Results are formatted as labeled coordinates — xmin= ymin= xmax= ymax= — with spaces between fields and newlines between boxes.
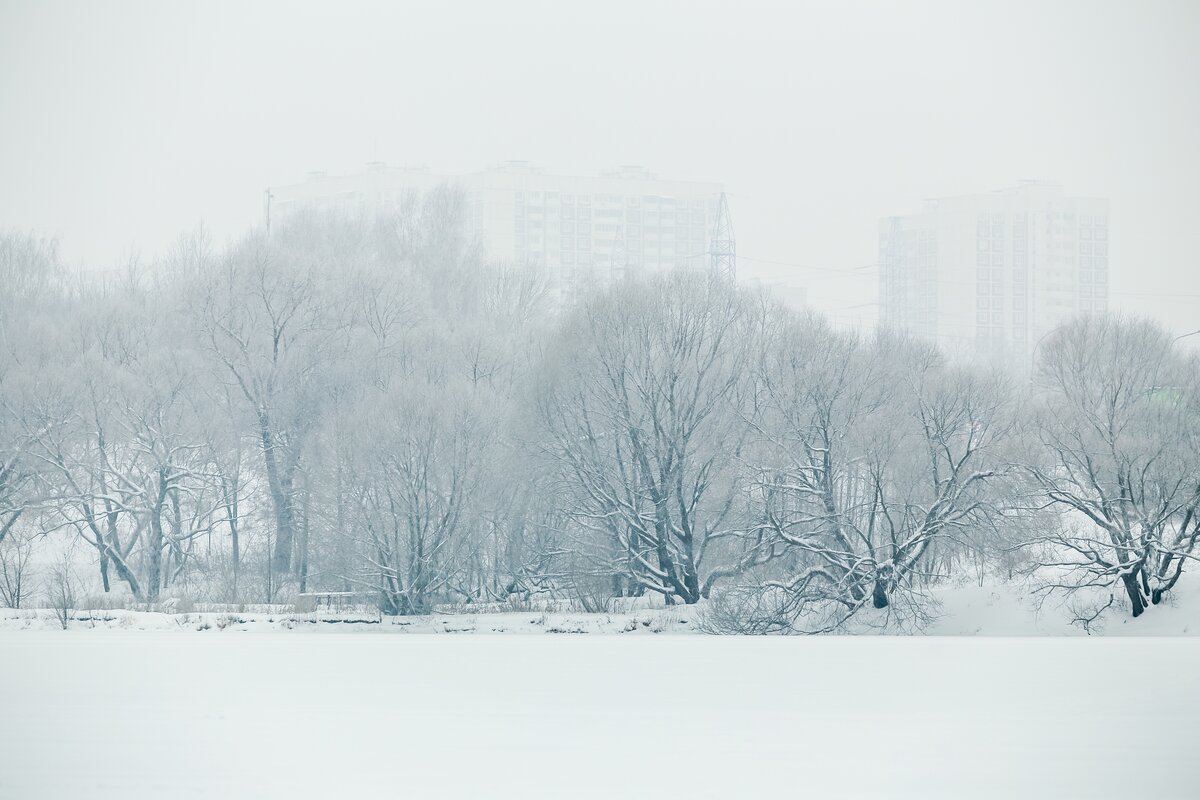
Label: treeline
xmin=1 ymin=195 xmax=1198 ymax=631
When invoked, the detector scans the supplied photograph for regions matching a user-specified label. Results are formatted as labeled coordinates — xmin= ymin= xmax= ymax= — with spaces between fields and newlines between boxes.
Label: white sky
xmin=2 ymin=0 xmax=1198 ymax=333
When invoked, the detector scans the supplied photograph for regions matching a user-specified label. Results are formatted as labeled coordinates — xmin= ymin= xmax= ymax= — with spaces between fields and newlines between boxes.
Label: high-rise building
xmin=879 ymin=182 xmax=1109 ymax=365
xmin=270 ymin=161 xmax=725 ymax=299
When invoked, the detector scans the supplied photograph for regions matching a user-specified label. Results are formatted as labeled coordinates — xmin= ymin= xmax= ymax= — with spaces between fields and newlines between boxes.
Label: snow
xmin=2 ymin=579 xmax=1199 ymax=796
xmin=0 ymin=605 xmax=702 ymax=634
xmin=4 ymin=575 xmax=1198 ymax=635
xmin=1 ymin=633 xmax=1198 ymax=799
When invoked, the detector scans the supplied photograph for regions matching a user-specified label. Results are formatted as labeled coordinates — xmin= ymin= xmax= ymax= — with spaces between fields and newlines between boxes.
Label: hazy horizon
xmin=2 ymin=0 xmax=1198 ymax=333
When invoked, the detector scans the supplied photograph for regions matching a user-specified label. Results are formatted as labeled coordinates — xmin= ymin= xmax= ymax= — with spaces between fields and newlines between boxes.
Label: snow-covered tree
xmin=1022 ymin=315 xmax=1200 ymax=620
xmin=535 ymin=274 xmax=762 ymax=604
xmin=726 ymin=318 xmax=1012 ymax=632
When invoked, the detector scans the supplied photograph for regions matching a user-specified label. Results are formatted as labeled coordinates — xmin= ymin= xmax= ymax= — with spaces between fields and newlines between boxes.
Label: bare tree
xmin=535 ymin=273 xmax=761 ymax=604
xmin=734 ymin=319 xmax=1011 ymax=632
xmin=345 ymin=382 xmax=490 ymax=614
xmin=198 ymin=228 xmax=351 ymax=579
xmin=0 ymin=528 xmax=34 ymax=608
xmin=46 ymin=556 xmax=77 ymax=630
xmin=1021 ymin=315 xmax=1200 ymax=620
xmin=0 ymin=232 xmax=68 ymax=548
xmin=28 ymin=296 xmax=147 ymax=599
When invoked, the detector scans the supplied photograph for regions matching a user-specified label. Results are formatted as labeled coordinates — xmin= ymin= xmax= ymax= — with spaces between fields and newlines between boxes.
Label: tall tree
xmin=536 ymin=274 xmax=760 ymax=604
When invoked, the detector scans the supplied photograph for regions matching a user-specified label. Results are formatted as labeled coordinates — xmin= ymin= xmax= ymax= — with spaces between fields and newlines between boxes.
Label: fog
xmin=4 ymin=5 xmax=1200 ymax=799
xmin=2 ymin=0 xmax=1198 ymax=332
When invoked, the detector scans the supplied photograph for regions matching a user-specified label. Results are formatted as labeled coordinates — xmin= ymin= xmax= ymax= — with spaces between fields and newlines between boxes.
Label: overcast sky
xmin=2 ymin=0 xmax=1198 ymax=333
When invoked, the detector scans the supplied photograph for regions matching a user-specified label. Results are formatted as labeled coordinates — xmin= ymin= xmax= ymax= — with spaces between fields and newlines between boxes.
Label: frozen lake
xmin=2 ymin=632 xmax=1198 ymax=799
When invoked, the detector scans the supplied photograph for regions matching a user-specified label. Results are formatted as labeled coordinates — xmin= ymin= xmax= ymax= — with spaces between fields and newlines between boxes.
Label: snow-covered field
xmin=1 ymin=632 xmax=1198 ymax=799
xmin=3 ymin=578 xmax=1198 ymax=635
xmin=2 ymin=580 xmax=1198 ymax=797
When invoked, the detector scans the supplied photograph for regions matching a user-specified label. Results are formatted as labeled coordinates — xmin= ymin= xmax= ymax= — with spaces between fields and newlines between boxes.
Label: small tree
xmin=46 ymin=558 xmax=77 ymax=630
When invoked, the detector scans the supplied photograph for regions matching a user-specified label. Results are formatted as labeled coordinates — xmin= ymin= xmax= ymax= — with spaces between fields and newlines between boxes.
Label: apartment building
xmin=270 ymin=162 xmax=726 ymax=298
xmin=879 ymin=182 xmax=1109 ymax=364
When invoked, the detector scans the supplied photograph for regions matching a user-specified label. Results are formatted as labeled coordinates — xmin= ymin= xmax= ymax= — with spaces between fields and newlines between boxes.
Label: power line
xmin=737 ymin=255 xmax=877 ymax=276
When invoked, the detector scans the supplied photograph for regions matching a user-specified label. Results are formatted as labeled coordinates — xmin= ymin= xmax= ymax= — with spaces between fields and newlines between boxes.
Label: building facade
xmin=879 ymin=182 xmax=1109 ymax=365
xmin=271 ymin=162 xmax=725 ymax=299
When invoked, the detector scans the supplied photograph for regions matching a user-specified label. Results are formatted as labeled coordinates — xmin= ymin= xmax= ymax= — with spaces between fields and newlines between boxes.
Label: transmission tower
xmin=710 ymin=191 xmax=736 ymax=282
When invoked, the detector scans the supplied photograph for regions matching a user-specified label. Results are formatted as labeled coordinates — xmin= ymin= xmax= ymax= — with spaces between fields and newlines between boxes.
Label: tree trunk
xmin=146 ymin=468 xmax=168 ymax=603
xmin=298 ymin=476 xmax=310 ymax=594
xmin=87 ymin=506 xmax=142 ymax=600
xmin=166 ymin=488 xmax=183 ymax=588
xmin=219 ymin=473 xmax=240 ymax=602
xmin=259 ymin=413 xmax=295 ymax=575
xmin=98 ymin=547 xmax=111 ymax=593
xmin=1121 ymin=572 xmax=1146 ymax=618
xmin=679 ymin=531 xmax=701 ymax=604
xmin=872 ymin=579 xmax=890 ymax=609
